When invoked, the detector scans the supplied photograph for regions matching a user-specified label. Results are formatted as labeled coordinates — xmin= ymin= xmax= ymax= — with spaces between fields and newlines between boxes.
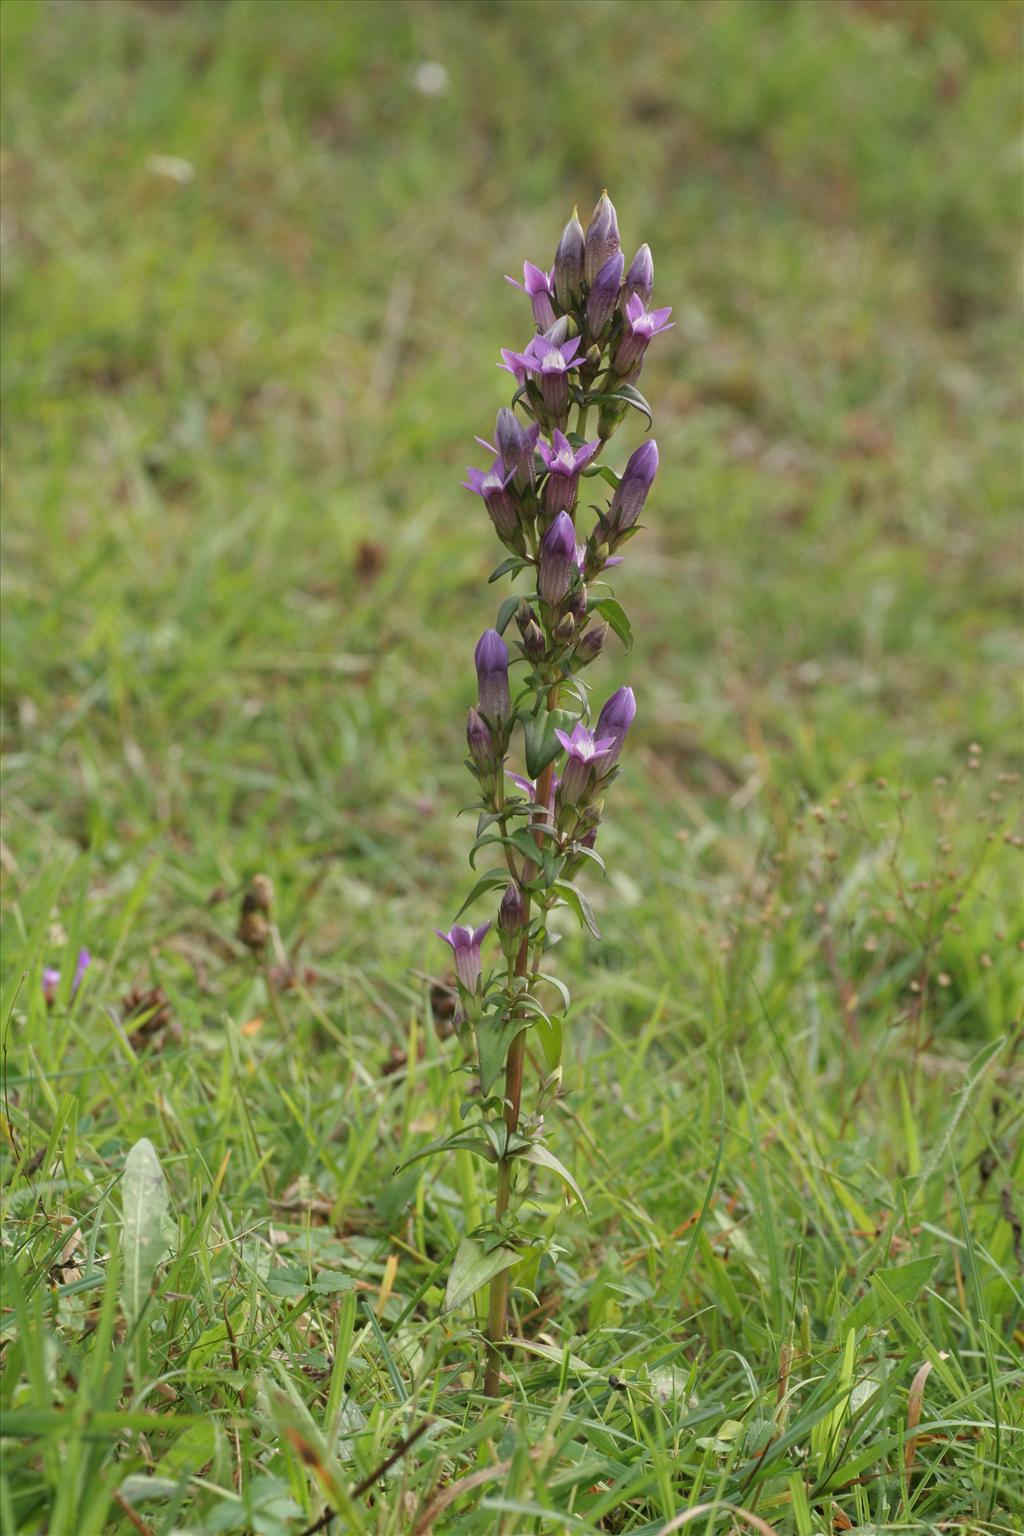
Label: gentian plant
xmin=420 ymin=193 xmax=669 ymax=1395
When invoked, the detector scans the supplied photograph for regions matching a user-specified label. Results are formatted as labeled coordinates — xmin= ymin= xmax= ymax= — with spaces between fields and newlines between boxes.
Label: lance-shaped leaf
xmin=121 ymin=1137 xmax=173 ymax=1327
xmin=551 ymin=879 xmax=601 ymax=939
xmin=477 ymin=1015 xmax=530 ymax=1097
xmin=516 ymin=1141 xmax=587 ymax=1211
xmin=588 ymin=596 xmax=632 ymax=652
xmin=584 ymin=381 xmax=654 ymax=431
xmin=444 ymin=1236 xmax=521 ymax=1314
xmin=394 ymin=1129 xmax=497 ymax=1175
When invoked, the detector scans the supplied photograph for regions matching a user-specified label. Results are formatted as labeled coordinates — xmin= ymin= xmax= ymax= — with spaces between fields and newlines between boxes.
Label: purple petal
xmin=553 ymin=728 xmax=574 ymax=753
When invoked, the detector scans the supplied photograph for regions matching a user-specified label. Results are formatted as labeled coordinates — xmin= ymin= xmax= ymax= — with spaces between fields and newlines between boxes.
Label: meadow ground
xmin=1 ymin=1 xmax=1022 ymax=1531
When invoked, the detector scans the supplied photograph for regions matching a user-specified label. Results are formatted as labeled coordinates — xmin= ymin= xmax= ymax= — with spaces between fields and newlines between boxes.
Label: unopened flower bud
xmin=515 ymin=598 xmax=537 ymax=637
xmin=624 ymin=243 xmax=654 ymax=308
xmin=553 ymin=611 xmax=575 ymax=644
xmin=521 ymin=618 xmax=546 ymax=663
xmin=498 ymin=882 xmax=526 ymax=935
xmin=496 ymin=408 xmax=536 ymax=493
xmin=598 ymin=400 xmax=627 ymax=440
xmin=543 ymin=316 xmax=572 ymax=346
xmin=575 ymin=622 xmax=607 ymax=666
xmin=584 ymin=190 xmax=620 ymax=288
xmin=474 ymin=628 xmax=511 ymax=725
xmin=538 ymin=511 xmax=576 ymax=606
xmin=608 ymin=440 xmax=659 ymax=533
xmin=595 ymin=685 xmax=636 ymax=771
xmin=466 ymin=706 xmax=495 ymax=768
xmin=553 ymin=208 xmax=585 ymax=309
xmin=566 ymin=582 xmax=587 ymax=626
xmin=585 ymin=249 xmax=624 ymax=337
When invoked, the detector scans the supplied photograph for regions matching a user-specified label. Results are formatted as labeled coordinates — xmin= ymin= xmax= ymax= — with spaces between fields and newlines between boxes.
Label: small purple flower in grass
xmin=514 ymin=334 xmax=582 ymax=423
xmin=595 ymin=685 xmax=636 ymax=771
xmin=462 ymin=459 xmax=519 ymax=542
xmin=538 ymin=511 xmax=578 ymax=605
xmin=612 ymin=292 xmax=674 ymax=379
xmin=505 ymin=262 xmax=557 ymax=330
xmin=434 ymin=922 xmax=491 ymax=993
xmin=553 ymin=208 xmax=585 ymax=309
xmin=43 ymin=948 xmax=91 ymax=1005
xmin=537 ymin=430 xmax=600 ymax=516
xmin=474 ymin=629 xmax=511 ymax=724
xmin=608 ymin=440 xmax=659 ymax=534
xmin=584 ymin=191 xmax=620 ymax=288
xmin=585 ymin=249 xmax=624 ymax=338
xmin=624 ymin=244 xmax=654 ymax=308
xmin=554 ymin=722 xmax=616 ymax=804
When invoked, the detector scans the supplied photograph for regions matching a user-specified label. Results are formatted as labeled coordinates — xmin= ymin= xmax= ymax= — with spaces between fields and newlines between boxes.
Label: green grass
xmin=1 ymin=0 xmax=1022 ymax=1531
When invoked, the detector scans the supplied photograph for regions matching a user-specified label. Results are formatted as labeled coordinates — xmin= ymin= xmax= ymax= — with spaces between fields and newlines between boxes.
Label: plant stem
xmin=483 ymin=692 xmax=559 ymax=1396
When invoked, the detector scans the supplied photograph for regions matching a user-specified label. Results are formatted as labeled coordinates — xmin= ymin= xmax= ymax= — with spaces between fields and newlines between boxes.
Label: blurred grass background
xmin=1 ymin=2 xmax=1022 ymax=1532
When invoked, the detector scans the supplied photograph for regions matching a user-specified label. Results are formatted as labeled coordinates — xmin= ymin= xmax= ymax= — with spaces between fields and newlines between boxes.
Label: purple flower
xmin=612 ymin=292 xmax=674 ymax=378
xmin=474 ymin=629 xmax=511 ymax=724
xmin=553 ymin=208 xmax=585 ymax=309
xmin=462 ymin=458 xmax=519 ymax=542
xmin=537 ymin=430 xmax=600 ymax=515
xmin=498 ymin=348 xmax=528 ymax=389
xmin=608 ymin=439 xmax=659 ymax=533
xmin=624 ymin=244 xmax=654 ymax=308
xmin=434 ymin=922 xmax=491 ymax=992
xmin=585 ymin=250 xmax=624 ymax=337
xmin=467 ymin=707 xmax=495 ymax=769
xmin=42 ymin=947 xmax=91 ymax=1005
xmin=538 ymin=511 xmax=577 ymax=606
xmin=584 ymin=191 xmax=620 ymax=288
xmin=595 ymin=686 xmax=636 ymax=770
xmin=554 ymin=722 xmax=616 ymax=804
xmin=505 ymin=261 xmax=557 ymax=330
xmin=495 ymin=408 xmax=540 ymax=494
xmin=507 ymin=768 xmax=559 ymax=814
xmin=513 ymin=334 xmax=582 ymax=423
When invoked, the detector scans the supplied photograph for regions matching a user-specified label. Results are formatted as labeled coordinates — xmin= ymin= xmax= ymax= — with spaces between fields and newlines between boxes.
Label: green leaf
xmin=121 ymin=1137 xmax=172 ymax=1327
xmin=535 ymin=971 xmax=571 ymax=1011
xmin=394 ymin=1130 xmax=497 ymax=1175
xmin=516 ymin=1141 xmax=587 ymax=1211
xmin=534 ymin=1012 xmax=563 ymax=1073
xmin=586 ymin=381 xmax=654 ymax=430
xmin=443 ymin=1236 xmax=521 ymax=1314
xmin=588 ymin=597 xmax=632 ymax=652
xmin=477 ymin=1015 xmax=530 ymax=1097
xmin=495 ymin=594 xmax=520 ymax=634
xmin=453 ymin=870 xmax=509 ymax=920
xmin=552 ymin=879 xmax=601 ymax=939
xmin=847 ymin=1255 xmax=939 ymax=1329
xmin=581 ymin=462 xmax=622 ymax=489
xmin=489 ymin=556 xmax=531 ymax=584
